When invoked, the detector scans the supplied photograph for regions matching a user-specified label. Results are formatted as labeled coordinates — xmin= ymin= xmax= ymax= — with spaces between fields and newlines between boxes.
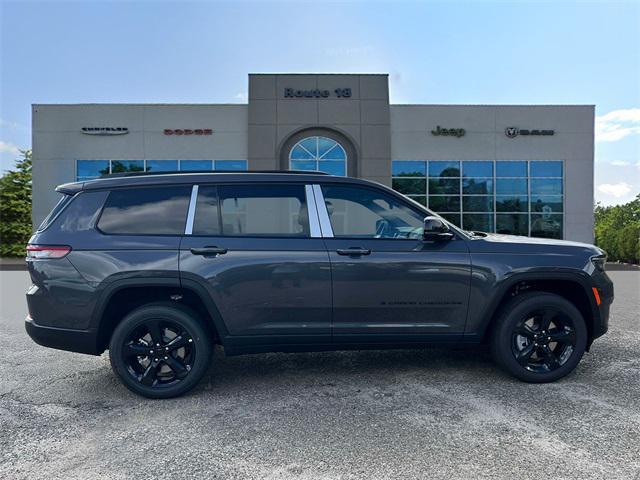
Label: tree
xmin=0 ymin=149 xmax=32 ymax=257
xmin=594 ymin=193 xmax=640 ymax=264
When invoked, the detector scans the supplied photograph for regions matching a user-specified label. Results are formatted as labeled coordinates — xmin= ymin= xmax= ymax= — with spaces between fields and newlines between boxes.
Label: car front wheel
xmin=109 ymin=303 xmax=212 ymax=399
xmin=490 ymin=292 xmax=588 ymax=383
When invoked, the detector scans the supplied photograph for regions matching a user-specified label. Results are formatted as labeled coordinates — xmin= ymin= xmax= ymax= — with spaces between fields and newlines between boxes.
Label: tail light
xmin=26 ymin=245 xmax=72 ymax=259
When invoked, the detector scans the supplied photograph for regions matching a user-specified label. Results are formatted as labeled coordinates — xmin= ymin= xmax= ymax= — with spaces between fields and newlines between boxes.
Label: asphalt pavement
xmin=1 ymin=269 xmax=638 ymax=480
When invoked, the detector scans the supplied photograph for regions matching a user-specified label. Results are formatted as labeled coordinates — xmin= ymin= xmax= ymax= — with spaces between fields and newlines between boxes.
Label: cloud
xmin=595 ymin=108 xmax=640 ymax=142
xmin=597 ymin=182 xmax=633 ymax=198
xmin=0 ymin=141 xmax=21 ymax=156
xmin=610 ymin=160 xmax=630 ymax=166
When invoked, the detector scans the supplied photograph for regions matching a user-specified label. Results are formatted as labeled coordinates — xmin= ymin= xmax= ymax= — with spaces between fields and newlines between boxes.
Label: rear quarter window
xmin=54 ymin=191 xmax=110 ymax=232
xmin=97 ymin=186 xmax=191 ymax=235
xmin=37 ymin=194 xmax=74 ymax=232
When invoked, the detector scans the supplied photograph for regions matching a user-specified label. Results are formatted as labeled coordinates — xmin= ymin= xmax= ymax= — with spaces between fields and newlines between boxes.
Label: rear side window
xmin=98 ymin=186 xmax=191 ymax=235
xmin=55 ymin=191 xmax=110 ymax=232
xmin=37 ymin=194 xmax=74 ymax=231
xmin=202 ymin=184 xmax=310 ymax=237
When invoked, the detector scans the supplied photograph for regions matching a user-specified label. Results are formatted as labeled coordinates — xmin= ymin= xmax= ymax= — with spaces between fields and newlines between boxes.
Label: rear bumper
xmin=25 ymin=315 xmax=100 ymax=355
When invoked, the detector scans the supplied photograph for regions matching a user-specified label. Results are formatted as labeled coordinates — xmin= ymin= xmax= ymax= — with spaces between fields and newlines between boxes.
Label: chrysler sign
xmin=81 ymin=127 xmax=129 ymax=135
xmin=505 ymin=127 xmax=554 ymax=138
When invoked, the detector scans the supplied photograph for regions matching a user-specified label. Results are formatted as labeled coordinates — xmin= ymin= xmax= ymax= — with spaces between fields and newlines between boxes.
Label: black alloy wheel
xmin=122 ymin=318 xmax=196 ymax=388
xmin=511 ymin=307 xmax=577 ymax=373
xmin=109 ymin=303 xmax=212 ymax=398
xmin=490 ymin=292 xmax=587 ymax=383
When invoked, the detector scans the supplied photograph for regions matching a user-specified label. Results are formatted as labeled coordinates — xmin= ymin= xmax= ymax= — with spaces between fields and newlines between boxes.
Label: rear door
xmin=179 ymin=182 xmax=332 ymax=348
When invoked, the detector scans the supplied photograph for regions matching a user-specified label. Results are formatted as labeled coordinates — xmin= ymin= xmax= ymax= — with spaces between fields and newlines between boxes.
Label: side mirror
xmin=423 ymin=216 xmax=454 ymax=242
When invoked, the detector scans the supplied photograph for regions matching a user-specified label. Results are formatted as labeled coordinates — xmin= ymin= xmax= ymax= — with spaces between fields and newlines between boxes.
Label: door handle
xmin=336 ymin=248 xmax=371 ymax=256
xmin=190 ymin=246 xmax=228 ymax=256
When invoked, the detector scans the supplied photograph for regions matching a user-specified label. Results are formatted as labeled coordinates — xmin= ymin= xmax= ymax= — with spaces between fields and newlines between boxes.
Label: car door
xmin=315 ymin=183 xmax=471 ymax=342
xmin=179 ymin=182 xmax=332 ymax=348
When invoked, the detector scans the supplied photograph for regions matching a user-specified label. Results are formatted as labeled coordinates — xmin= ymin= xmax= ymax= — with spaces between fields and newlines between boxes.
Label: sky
xmin=1 ymin=0 xmax=638 ymax=206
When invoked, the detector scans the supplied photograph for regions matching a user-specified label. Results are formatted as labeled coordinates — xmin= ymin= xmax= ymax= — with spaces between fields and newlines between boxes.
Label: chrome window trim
xmin=184 ymin=185 xmax=199 ymax=235
xmin=305 ymin=184 xmax=322 ymax=238
xmin=312 ymin=184 xmax=334 ymax=238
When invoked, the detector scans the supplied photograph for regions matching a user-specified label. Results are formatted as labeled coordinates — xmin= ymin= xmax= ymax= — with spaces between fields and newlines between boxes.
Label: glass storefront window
xmin=77 ymin=159 xmax=247 ymax=181
xmin=531 ymin=178 xmax=563 ymax=195
xmin=429 ymin=178 xmax=460 ymax=195
xmin=110 ymin=160 xmax=144 ymax=173
xmin=76 ymin=160 xmax=110 ymax=180
xmin=496 ymin=195 xmax=528 ymax=212
xmin=428 ymin=196 xmax=460 ymax=212
xmin=531 ymin=214 xmax=563 ymax=239
xmin=429 ymin=161 xmax=460 ymax=177
xmin=497 ymin=213 xmax=529 ymax=236
xmin=392 ymin=178 xmax=427 ymax=196
xmin=146 ymin=160 xmax=179 ymax=172
xmin=463 ymin=196 xmax=493 ymax=212
xmin=392 ymin=161 xmax=426 ymax=177
xmin=180 ymin=160 xmax=213 ymax=171
xmin=462 ymin=161 xmax=493 ymax=177
xmin=496 ymin=178 xmax=528 ymax=195
xmin=496 ymin=161 xmax=527 ymax=177
xmin=463 ymin=214 xmax=494 ymax=232
xmin=214 ymin=160 xmax=248 ymax=171
xmin=530 ymin=161 xmax=562 ymax=177
xmin=391 ymin=160 xmax=564 ymax=238
xmin=463 ymin=178 xmax=493 ymax=194
xmin=531 ymin=195 xmax=563 ymax=213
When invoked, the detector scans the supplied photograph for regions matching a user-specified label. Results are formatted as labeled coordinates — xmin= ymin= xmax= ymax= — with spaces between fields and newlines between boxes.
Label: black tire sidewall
xmin=491 ymin=292 xmax=588 ymax=383
xmin=109 ymin=303 xmax=212 ymax=399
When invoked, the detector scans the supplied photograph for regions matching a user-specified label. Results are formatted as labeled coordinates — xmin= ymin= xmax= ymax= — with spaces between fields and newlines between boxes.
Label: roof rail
xmin=99 ymin=169 xmax=331 ymax=178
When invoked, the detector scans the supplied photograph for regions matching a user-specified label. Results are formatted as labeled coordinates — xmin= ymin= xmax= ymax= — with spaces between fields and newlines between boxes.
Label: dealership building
xmin=32 ymin=73 xmax=595 ymax=242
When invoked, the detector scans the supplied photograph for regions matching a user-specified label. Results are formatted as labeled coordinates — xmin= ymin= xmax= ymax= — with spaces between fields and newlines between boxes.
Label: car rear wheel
xmin=109 ymin=303 xmax=212 ymax=399
xmin=490 ymin=292 xmax=587 ymax=383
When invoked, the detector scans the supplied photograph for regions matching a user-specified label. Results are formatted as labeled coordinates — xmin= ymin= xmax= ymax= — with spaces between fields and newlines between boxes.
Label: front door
xmin=179 ymin=183 xmax=332 ymax=348
xmin=317 ymin=183 xmax=471 ymax=342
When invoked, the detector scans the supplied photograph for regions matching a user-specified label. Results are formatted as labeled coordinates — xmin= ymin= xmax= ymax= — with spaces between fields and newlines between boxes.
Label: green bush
xmin=0 ymin=150 xmax=32 ymax=257
xmin=594 ymin=193 xmax=640 ymax=264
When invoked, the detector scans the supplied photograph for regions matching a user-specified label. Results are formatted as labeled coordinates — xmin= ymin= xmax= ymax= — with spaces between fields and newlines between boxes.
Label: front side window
xmin=321 ymin=185 xmax=425 ymax=239
xmin=217 ymin=184 xmax=309 ymax=237
xmin=289 ymin=136 xmax=347 ymax=176
xmin=98 ymin=186 xmax=191 ymax=235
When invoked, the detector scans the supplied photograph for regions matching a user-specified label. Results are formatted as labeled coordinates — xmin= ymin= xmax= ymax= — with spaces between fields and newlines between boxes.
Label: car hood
xmin=468 ymin=232 xmax=604 ymax=256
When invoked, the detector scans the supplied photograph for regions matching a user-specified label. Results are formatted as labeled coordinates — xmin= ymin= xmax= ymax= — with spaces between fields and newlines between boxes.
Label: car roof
xmin=55 ymin=171 xmax=378 ymax=194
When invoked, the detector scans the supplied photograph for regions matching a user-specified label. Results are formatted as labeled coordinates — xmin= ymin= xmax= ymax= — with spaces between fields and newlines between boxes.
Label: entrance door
xmin=316 ymin=183 xmax=471 ymax=342
xmin=179 ymin=183 xmax=332 ymax=347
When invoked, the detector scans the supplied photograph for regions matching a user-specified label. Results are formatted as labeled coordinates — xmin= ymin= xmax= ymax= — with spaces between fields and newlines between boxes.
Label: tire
xmin=490 ymin=292 xmax=588 ymax=383
xmin=109 ymin=302 xmax=212 ymax=399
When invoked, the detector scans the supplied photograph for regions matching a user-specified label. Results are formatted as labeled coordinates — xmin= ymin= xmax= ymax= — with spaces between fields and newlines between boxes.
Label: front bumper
xmin=25 ymin=315 xmax=100 ymax=355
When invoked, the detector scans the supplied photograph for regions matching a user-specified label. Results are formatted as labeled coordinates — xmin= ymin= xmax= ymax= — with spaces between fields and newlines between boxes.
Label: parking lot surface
xmin=1 ymin=269 xmax=638 ymax=480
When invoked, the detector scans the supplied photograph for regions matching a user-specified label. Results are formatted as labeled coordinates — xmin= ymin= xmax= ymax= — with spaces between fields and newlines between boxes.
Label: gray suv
xmin=25 ymin=171 xmax=613 ymax=398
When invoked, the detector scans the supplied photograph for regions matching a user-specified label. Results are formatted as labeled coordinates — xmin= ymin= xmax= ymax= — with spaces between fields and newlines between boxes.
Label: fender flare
xmin=91 ymin=276 xmax=230 ymax=350
xmin=474 ymin=270 xmax=600 ymax=339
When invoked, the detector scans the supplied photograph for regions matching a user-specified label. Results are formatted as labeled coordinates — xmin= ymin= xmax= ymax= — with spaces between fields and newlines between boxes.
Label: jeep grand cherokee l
xmin=25 ymin=171 xmax=613 ymax=398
